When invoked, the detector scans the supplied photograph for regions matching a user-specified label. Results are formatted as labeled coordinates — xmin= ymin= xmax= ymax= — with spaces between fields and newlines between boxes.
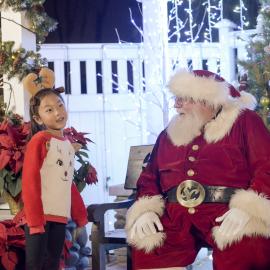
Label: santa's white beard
xmin=167 ymin=110 xmax=208 ymax=146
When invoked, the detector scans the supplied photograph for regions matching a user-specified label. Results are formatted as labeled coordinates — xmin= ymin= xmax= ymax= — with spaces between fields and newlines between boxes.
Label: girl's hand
xmin=72 ymin=143 xmax=82 ymax=152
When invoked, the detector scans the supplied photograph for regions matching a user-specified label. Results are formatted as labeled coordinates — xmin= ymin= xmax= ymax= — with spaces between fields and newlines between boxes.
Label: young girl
xmin=22 ymin=88 xmax=88 ymax=270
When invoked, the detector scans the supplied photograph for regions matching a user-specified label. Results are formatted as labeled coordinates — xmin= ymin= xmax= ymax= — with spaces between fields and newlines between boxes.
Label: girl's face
xmin=33 ymin=93 xmax=67 ymax=136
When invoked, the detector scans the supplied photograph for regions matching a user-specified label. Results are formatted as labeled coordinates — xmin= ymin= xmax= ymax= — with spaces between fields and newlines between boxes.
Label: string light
xmin=233 ymin=1 xmax=249 ymax=30
xmin=168 ymin=0 xmax=224 ymax=43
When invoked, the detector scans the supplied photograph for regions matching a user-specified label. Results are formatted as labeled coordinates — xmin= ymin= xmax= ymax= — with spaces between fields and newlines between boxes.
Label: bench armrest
xmin=87 ymin=199 xmax=134 ymax=223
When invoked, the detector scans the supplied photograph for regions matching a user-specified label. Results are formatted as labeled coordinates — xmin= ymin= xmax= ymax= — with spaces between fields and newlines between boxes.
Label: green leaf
xmin=0 ymin=177 xmax=5 ymax=192
xmin=76 ymin=181 xmax=86 ymax=193
xmin=77 ymin=163 xmax=89 ymax=178
xmin=0 ymin=169 xmax=9 ymax=179
xmin=77 ymin=151 xmax=89 ymax=158
xmin=7 ymin=176 xmax=21 ymax=198
xmin=4 ymin=172 xmax=13 ymax=183
xmin=81 ymin=145 xmax=88 ymax=151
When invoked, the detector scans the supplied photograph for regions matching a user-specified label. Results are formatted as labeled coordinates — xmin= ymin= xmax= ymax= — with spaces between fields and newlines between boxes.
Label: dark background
xmin=44 ymin=0 xmax=260 ymax=44
xmin=44 ymin=0 xmax=142 ymax=43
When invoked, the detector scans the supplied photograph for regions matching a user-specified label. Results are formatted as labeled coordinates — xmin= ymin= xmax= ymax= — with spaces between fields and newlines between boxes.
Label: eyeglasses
xmin=174 ymin=97 xmax=195 ymax=108
xmin=174 ymin=97 xmax=212 ymax=107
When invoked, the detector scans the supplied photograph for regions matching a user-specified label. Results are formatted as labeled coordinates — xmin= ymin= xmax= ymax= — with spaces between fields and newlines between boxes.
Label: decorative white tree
xmin=109 ymin=0 xmax=250 ymax=143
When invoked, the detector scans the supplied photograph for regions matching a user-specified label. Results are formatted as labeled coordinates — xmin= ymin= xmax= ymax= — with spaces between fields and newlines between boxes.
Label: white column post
xmin=1 ymin=9 xmax=36 ymax=119
xmin=138 ymin=0 xmax=169 ymax=143
xmin=215 ymin=19 xmax=237 ymax=83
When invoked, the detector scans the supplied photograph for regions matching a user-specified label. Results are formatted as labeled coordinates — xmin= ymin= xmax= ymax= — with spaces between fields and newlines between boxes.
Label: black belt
xmin=166 ymin=182 xmax=238 ymax=204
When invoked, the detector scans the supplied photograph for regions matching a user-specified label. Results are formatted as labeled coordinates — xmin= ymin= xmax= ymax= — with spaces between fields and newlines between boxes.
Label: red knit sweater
xmin=22 ymin=131 xmax=87 ymax=234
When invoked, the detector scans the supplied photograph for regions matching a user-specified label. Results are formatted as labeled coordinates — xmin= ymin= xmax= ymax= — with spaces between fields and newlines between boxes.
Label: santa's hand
xmin=130 ymin=212 xmax=163 ymax=240
xmin=215 ymin=208 xmax=250 ymax=236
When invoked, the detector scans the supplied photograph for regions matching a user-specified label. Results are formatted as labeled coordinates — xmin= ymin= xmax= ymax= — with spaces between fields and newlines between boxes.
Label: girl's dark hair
xmin=28 ymin=88 xmax=64 ymax=140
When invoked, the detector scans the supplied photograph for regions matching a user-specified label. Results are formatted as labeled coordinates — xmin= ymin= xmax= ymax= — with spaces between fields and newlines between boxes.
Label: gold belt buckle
xmin=176 ymin=180 xmax=205 ymax=214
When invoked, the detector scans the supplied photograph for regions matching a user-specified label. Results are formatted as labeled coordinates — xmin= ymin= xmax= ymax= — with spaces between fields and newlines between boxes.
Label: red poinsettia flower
xmin=63 ymin=127 xmax=92 ymax=146
xmin=64 ymin=126 xmax=98 ymax=190
xmin=85 ymin=164 xmax=98 ymax=185
xmin=0 ymin=217 xmax=25 ymax=270
xmin=0 ymin=119 xmax=30 ymax=174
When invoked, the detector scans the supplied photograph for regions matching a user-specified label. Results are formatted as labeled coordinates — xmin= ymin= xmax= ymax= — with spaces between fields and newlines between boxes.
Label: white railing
xmin=40 ymin=30 xmax=255 ymax=100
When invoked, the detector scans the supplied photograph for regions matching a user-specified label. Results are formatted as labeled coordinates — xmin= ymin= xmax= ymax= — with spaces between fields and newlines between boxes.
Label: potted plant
xmin=0 ymin=109 xmax=30 ymax=214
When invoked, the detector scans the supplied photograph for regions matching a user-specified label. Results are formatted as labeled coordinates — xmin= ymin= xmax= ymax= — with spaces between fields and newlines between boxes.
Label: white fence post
xmin=215 ymin=19 xmax=237 ymax=82
xmin=138 ymin=0 xmax=169 ymax=143
xmin=1 ymin=9 xmax=36 ymax=119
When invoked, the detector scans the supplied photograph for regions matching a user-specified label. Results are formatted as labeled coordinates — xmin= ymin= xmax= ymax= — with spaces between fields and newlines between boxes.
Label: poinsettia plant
xmin=64 ymin=127 xmax=98 ymax=192
xmin=0 ymin=112 xmax=29 ymax=198
xmin=0 ymin=111 xmax=97 ymax=199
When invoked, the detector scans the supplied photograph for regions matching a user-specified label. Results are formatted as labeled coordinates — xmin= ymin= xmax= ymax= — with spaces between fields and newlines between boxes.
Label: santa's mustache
xmin=166 ymin=110 xmax=208 ymax=147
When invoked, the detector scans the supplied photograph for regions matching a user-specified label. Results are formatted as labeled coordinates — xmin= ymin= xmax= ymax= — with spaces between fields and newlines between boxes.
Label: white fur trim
xmin=204 ymin=103 xmax=241 ymax=143
xmin=167 ymin=69 xmax=230 ymax=107
xmin=127 ymin=231 xmax=166 ymax=253
xmin=125 ymin=195 xmax=165 ymax=252
xmin=230 ymin=189 xmax=270 ymax=226
xmin=212 ymin=189 xmax=270 ymax=250
xmin=125 ymin=195 xmax=165 ymax=230
xmin=167 ymin=92 xmax=257 ymax=146
xmin=166 ymin=70 xmax=257 ymax=146
xmin=238 ymin=91 xmax=257 ymax=110
xmin=204 ymin=91 xmax=257 ymax=143
xmin=167 ymin=104 xmax=241 ymax=146
xmin=167 ymin=69 xmax=257 ymax=110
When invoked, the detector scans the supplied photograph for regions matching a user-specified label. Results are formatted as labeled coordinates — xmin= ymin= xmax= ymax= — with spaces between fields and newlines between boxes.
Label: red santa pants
xmin=132 ymin=203 xmax=270 ymax=270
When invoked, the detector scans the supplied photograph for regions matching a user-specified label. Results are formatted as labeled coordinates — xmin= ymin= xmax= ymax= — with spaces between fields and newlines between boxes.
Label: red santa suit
xmin=125 ymin=70 xmax=270 ymax=270
xmin=22 ymin=131 xmax=87 ymax=234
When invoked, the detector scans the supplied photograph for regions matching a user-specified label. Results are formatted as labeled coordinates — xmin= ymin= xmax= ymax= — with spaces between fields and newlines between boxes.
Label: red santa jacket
xmin=22 ymin=131 xmax=87 ymax=234
xmin=136 ymin=109 xmax=270 ymax=198
xmin=126 ymin=108 xmax=270 ymax=252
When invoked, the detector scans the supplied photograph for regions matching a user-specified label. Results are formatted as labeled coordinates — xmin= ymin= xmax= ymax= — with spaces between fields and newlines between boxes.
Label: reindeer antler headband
xmin=22 ymin=67 xmax=64 ymax=96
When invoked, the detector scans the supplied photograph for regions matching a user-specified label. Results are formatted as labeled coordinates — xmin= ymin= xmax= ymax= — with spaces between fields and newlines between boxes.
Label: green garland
xmin=0 ymin=0 xmax=57 ymax=43
xmin=0 ymin=0 xmax=57 ymax=81
xmin=0 ymin=40 xmax=47 ymax=81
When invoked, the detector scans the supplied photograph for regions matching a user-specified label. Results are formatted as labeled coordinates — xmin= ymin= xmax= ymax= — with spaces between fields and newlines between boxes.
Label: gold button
xmin=188 ymin=208 xmax=196 ymax=214
xmin=187 ymin=169 xmax=195 ymax=176
xmin=188 ymin=156 xmax=196 ymax=162
xmin=192 ymin=145 xmax=199 ymax=151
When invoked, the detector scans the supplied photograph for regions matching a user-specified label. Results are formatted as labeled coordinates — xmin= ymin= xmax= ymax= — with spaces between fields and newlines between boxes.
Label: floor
xmin=99 ymin=248 xmax=213 ymax=270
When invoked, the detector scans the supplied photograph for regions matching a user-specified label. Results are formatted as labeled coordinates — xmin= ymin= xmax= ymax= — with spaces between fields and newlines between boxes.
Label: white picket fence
xmin=39 ymin=27 xmax=255 ymax=205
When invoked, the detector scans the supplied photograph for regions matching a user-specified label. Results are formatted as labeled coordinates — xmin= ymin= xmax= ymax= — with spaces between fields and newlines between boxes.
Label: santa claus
xmin=125 ymin=69 xmax=270 ymax=270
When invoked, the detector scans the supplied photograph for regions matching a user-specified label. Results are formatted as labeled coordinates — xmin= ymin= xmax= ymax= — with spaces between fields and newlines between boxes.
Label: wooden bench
xmin=87 ymin=145 xmax=154 ymax=270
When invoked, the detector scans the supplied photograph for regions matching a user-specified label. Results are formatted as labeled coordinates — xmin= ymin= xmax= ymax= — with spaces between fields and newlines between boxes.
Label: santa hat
xmin=167 ymin=69 xmax=256 ymax=109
